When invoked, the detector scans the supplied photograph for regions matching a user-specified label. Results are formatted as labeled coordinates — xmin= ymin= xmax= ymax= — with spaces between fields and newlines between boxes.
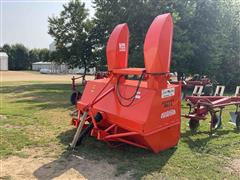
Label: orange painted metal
xmin=74 ymin=13 xmax=181 ymax=153
xmin=112 ymin=68 xmax=145 ymax=75
xmin=144 ymin=13 xmax=173 ymax=74
xmin=106 ymin=23 xmax=129 ymax=71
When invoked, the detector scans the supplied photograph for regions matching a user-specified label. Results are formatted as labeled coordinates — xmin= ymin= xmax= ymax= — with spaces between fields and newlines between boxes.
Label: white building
xmin=32 ymin=61 xmax=68 ymax=73
xmin=32 ymin=61 xmax=96 ymax=75
xmin=0 ymin=52 xmax=8 ymax=71
xmin=39 ymin=42 xmax=96 ymax=74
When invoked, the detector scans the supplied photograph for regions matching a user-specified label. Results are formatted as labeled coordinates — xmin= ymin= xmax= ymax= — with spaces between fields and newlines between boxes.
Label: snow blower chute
xmin=70 ymin=13 xmax=181 ymax=153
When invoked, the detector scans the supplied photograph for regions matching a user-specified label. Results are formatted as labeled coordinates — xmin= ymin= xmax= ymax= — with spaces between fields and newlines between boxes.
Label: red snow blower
xmin=70 ymin=13 xmax=181 ymax=153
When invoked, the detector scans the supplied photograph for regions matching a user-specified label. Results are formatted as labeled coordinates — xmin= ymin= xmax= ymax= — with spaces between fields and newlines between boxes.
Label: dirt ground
xmin=0 ymin=71 xmax=130 ymax=180
xmin=225 ymin=158 xmax=240 ymax=177
xmin=0 ymin=148 xmax=131 ymax=180
xmin=0 ymin=71 xmax=94 ymax=82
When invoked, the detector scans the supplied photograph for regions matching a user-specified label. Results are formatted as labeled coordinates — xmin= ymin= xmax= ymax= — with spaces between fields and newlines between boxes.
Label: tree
xmin=187 ymin=0 xmax=221 ymax=75
xmin=92 ymin=0 xmax=196 ymax=69
xmin=46 ymin=0 xmax=239 ymax=89
xmin=92 ymin=0 xmax=153 ymax=68
xmin=29 ymin=49 xmax=40 ymax=67
xmin=10 ymin=44 xmax=30 ymax=70
xmin=1 ymin=44 xmax=30 ymax=70
xmin=29 ymin=48 xmax=50 ymax=67
xmin=213 ymin=0 xmax=240 ymax=90
xmin=48 ymin=0 xmax=95 ymax=82
xmin=39 ymin=48 xmax=50 ymax=62
xmin=92 ymin=0 xmax=239 ymax=90
xmin=1 ymin=44 xmax=11 ymax=55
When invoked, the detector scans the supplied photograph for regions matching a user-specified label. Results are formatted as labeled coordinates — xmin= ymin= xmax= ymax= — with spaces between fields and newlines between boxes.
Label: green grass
xmin=1 ymin=81 xmax=240 ymax=179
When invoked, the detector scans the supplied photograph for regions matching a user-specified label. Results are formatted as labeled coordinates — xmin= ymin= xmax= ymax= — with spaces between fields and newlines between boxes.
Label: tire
xmin=70 ymin=91 xmax=82 ymax=105
xmin=189 ymin=118 xmax=199 ymax=133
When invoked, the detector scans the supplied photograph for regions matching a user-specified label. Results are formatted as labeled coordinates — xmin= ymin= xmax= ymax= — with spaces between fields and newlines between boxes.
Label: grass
xmin=1 ymin=81 xmax=240 ymax=179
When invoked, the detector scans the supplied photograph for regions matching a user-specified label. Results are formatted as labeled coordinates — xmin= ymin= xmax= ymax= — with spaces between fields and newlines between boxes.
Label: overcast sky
xmin=0 ymin=0 xmax=94 ymax=49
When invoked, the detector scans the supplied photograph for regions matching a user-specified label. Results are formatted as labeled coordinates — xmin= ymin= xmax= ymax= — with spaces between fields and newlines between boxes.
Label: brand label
xmin=119 ymin=43 xmax=126 ymax=52
xmin=161 ymin=109 xmax=176 ymax=119
xmin=162 ymin=99 xmax=174 ymax=108
xmin=161 ymin=88 xmax=175 ymax=98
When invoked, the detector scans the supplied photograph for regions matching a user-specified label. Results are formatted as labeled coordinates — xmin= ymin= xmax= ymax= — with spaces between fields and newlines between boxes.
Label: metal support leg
xmin=70 ymin=111 xmax=88 ymax=148
xmin=210 ymin=108 xmax=222 ymax=134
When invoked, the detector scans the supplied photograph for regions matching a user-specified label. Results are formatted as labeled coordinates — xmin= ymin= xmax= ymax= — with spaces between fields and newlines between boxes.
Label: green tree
xmin=213 ymin=0 xmax=240 ymax=90
xmin=29 ymin=49 xmax=40 ymax=66
xmin=92 ymin=0 xmax=239 ymax=90
xmin=48 ymin=0 xmax=95 ymax=81
xmin=10 ymin=44 xmax=30 ymax=70
xmin=46 ymin=0 xmax=239 ymax=89
xmin=39 ymin=48 xmax=50 ymax=62
xmin=92 ymin=0 xmax=196 ymax=70
xmin=92 ymin=0 xmax=153 ymax=67
xmin=1 ymin=44 xmax=11 ymax=55
xmin=2 ymin=43 xmax=32 ymax=70
xmin=187 ymin=0 xmax=221 ymax=75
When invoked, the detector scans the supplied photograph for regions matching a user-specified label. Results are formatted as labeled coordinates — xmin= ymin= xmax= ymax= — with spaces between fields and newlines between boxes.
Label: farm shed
xmin=0 ymin=52 xmax=8 ymax=71
xmin=32 ymin=61 xmax=68 ymax=73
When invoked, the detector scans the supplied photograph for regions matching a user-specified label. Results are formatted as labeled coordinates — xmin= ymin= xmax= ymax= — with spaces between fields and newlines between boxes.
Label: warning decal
xmin=161 ymin=88 xmax=175 ymax=98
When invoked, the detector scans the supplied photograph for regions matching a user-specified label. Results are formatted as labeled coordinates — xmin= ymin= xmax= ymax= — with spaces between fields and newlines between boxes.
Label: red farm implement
xmin=70 ymin=72 xmax=110 ymax=105
xmin=70 ymin=13 xmax=181 ymax=153
xmin=171 ymin=74 xmax=214 ymax=99
xmin=184 ymin=85 xmax=240 ymax=133
xmin=181 ymin=74 xmax=212 ymax=89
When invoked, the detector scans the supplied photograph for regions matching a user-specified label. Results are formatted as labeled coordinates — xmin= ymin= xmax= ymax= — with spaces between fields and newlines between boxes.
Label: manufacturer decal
xmin=161 ymin=88 xmax=175 ymax=98
xmin=161 ymin=109 xmax=176 ymax=119
xmin=119 ymin=43 xmax=126 ymax=52
xmin=162 ymin=99 xmax=174 ymax=108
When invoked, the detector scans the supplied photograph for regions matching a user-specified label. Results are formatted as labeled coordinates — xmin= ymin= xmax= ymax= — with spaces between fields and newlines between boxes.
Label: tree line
xmin=0 ymin=44 xmax=50 ymax=70
xmin=1 ymin=0 xmax=239 ymax=90
xmin=48 ymin=0 xmax=239 ymax=90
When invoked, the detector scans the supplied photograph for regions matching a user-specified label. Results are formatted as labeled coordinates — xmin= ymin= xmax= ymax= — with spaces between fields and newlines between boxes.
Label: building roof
xmin=32 ymin=61 xmax=52 ymax=65
xmin=32 ymin=61 xmax=67 ymax=65
xmin=0 ymin=52 xmax=8 ymax=57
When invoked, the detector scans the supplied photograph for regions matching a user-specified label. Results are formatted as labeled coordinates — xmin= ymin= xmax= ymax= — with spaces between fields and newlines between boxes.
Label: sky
xmin=0 ymin=0 xmax=94 ymax=49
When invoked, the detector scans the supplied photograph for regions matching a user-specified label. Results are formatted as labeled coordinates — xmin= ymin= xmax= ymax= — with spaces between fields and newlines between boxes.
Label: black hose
xmin=116 ymin=72 xmax=145 ymax=100
xmin=116 ymin=71 xmax=145 ymax=107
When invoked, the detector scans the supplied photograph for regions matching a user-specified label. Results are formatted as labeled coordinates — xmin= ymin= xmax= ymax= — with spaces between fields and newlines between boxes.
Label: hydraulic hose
xmin=116 ymin=71 xmax=145 ymax=107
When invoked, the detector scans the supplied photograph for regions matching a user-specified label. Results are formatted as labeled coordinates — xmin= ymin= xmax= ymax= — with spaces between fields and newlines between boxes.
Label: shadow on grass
xmin=181 ymin=128 xmax=240 ymax=154
xmin=1 ymin=83 xmax=78 ymax=110
xmin=34 ymin=128 xmax=176 ymax=179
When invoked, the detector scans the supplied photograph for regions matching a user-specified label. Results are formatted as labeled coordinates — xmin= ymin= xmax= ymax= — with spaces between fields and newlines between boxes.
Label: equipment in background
xmin=70 ymin=71 xmax=110 ymax=105
xmin=95 ymin=71 xmax=110 ymax=80
xmin=181 ymin=74 xmax=213 ymax=89
xmin=70 ymin=75 xmax=85 ymax=105
xmin=178 ymin=73 xmax=214 ymax=99
xmin=184 ymin=86 xmax=240 ymax=133
xmin=70 ymin=13 xmax=181 ymax=153
xmin=192 ymin=85 xmax=204 ymax=96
